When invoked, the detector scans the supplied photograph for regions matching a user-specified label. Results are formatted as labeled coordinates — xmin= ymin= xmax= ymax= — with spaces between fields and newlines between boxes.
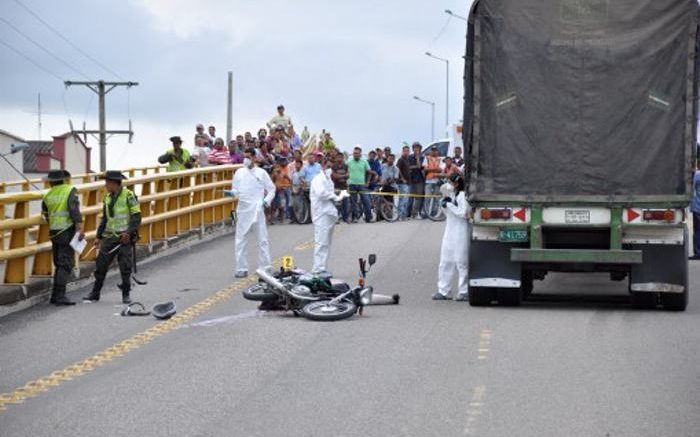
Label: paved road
xmin=1 ymin=220 xmax=699 ymax=437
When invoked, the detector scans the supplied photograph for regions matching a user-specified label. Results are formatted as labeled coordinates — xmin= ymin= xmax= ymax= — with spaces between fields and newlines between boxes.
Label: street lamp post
xmin=413 ymin=96 xmax=436 ymax=142
xmin=444 ymin=9 xmax=468 ymax=22
xmin=425 ymin=52 xmax=450 ymax=137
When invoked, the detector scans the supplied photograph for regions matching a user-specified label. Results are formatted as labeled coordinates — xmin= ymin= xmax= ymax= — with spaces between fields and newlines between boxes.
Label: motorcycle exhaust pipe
xmin=256 ymin=269 xmax=289 ymax=294
xmin=370 ymin=293 xmax=400 ymax=305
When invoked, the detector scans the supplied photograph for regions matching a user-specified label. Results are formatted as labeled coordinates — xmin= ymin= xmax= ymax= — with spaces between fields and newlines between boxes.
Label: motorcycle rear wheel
xmin=300 ymin=299 xmax=357 ymax=321
xmin=242 ymin=284 xmax=278 ymax=302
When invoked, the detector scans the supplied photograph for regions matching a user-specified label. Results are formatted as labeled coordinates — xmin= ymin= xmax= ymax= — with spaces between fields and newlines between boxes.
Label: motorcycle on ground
xmin=243 ymin=255 xmax=399 ymax=321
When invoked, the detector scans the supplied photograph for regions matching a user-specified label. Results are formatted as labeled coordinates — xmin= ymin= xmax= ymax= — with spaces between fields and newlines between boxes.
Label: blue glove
xmin=441 ymin=197 xmax=452 ymax=209
xmin=224 ymin=189 xmax=239 ymax=198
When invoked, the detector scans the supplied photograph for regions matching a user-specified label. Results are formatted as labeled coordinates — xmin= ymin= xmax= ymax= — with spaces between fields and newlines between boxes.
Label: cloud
xmin=1 ymin=0 xmax=471 ymax=172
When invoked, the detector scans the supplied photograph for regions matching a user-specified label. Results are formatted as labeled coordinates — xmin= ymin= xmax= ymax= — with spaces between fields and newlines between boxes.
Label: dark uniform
xmin=42 ymin=170 xmax=82 ymax=306
xmin=84 ymin=171 xmax=142 ymax=304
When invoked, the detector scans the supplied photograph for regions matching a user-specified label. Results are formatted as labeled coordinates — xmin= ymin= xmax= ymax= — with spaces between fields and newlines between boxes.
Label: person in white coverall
xmin=310 ymin=158 xmax=349 ymax=275
xmin=229 ymin=148 xmax=276 ymax=278
xmin=432 ymin=174 xmax=471 ymax=301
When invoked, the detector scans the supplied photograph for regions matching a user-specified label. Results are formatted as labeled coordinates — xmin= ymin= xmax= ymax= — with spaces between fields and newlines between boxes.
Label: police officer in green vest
xmin=158 ymin=136 xmax=194 ymax=172
xmin=83 ymin=171 xmax=142 ymax=304
xmin=41 ymin=169 xmax=84 ymax=306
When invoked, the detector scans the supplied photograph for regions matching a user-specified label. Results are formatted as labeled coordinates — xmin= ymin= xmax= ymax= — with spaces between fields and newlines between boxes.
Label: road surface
xmin=1 ymin=220 xmax=699 ymax=437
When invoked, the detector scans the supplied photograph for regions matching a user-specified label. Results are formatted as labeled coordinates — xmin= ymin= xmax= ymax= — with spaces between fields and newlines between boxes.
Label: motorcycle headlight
xmin=359 ymin=287 xmax=373 ymax=306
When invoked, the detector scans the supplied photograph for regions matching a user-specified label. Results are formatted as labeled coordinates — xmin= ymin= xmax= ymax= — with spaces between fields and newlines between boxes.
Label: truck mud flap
xmin=469 ymin=240 xmax=521 ymax=289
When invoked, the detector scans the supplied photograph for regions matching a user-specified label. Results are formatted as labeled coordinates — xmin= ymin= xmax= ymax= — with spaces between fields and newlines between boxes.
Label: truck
xmin=463 ymin=0 xmax=699 ymax=310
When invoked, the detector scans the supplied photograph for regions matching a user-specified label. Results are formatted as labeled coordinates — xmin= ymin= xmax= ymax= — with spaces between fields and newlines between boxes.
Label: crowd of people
xmin=40 ymin=104 xmax=472 ymax=306
xmin=157 ymin=105 xmax=469 ymax=225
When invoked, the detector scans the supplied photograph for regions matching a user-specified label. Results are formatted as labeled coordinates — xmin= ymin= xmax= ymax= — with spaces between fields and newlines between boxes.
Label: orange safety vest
xmin=425 ymin=156 xmax=442 ymax=180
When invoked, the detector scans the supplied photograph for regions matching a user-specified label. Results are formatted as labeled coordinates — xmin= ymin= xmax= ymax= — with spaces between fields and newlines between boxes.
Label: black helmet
xmin=152 ymin=301 xmax=176 ymax=320
xmin=449 ymin=173 xmax=465 ymax=192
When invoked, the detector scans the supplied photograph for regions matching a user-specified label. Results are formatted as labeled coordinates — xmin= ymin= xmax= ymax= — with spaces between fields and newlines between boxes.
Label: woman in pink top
xmin=208 ymin=138 xmax=232 ymax=165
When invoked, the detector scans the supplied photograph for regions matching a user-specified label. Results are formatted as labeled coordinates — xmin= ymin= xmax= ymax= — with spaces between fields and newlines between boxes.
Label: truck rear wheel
xmin=660 ymin=291 xmax=688 ymax=311
xmin=468 ymin=287 xmax=494 ymax=306
xmin=630 ymin=292 xmax=658 ymax=309
xmin=497 ymin=288 xmax=522 ymax=306
xmin=521 ymin=271 xmax=534 ymax=298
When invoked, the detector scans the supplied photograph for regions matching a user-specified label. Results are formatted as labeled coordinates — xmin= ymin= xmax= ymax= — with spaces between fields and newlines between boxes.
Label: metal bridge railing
xmin=0 ymin=165 xmax=238 ymax=285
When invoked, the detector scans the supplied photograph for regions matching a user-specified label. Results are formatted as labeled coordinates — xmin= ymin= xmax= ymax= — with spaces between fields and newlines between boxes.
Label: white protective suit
xmin=437 ymin=191 xmax=471 ymax=297
xmin=232 ymin=166 xmax=276 ymax=274
xmin=310 ymin=170 xmax=342 ymax=274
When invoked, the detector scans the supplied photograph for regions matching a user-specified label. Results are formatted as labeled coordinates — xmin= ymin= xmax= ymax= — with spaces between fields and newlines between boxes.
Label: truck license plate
xmin=565 ymin=210 xmax=591 ymax=224
xmin=499 ymin=229 xmax=529 ymax=243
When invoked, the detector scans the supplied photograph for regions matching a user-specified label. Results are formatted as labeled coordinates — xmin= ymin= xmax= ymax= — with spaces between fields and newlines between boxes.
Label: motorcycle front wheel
xmin=300 ymin=299 xmax=357 ymax=322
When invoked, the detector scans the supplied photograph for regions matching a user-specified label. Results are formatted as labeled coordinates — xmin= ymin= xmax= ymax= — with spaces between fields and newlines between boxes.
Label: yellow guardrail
xmin=0 ymin=165 xmax=167 ymax=190
xmin=0 ymin=165 xmax=238 ymax=285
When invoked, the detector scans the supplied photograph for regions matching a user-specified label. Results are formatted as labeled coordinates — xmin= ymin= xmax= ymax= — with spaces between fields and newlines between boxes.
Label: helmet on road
xmin=152 ymin=301 xmax=176 ymax=320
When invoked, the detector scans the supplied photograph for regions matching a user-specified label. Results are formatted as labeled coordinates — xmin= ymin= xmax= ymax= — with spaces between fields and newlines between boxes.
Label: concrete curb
xmin=0 ymin=222 xmax=234 ymax=318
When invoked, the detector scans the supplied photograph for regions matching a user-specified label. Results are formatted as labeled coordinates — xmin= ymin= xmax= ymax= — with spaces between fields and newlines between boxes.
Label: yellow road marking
xmin=464 ymin=385 xmax=487 ymax=435
xmin=477 ymin=328 xmax=492 ymax=361
xmin=0 ymin=240 xmax=319 ymax=413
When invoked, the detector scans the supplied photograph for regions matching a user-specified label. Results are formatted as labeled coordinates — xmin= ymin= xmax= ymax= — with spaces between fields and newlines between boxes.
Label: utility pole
xmin=226 ymin=71 xmax=233 ymax=144
xmin=64 ymin=80 xmax=138 ymax=171
xmin=37 ymin=93 xmax=42 ymax=140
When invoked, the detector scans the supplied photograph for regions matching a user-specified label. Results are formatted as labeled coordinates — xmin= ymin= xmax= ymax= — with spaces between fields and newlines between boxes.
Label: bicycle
xmin=421 ymin=179 xmax=446 ymax=222
xmin=291 ymin=185 xmax=311 ymax=224
xmin=350 ymin=185 xmax=399 ymax=222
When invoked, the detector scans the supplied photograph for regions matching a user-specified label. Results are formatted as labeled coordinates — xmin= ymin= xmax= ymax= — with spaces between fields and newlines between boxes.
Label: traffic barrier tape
xmin=0 ymin=254 xmax=292 ymax=413
xmin=347 ymin=190 xmax=442 ymax=199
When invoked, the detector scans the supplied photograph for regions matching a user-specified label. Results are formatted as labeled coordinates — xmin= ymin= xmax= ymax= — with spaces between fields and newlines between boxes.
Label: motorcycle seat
xmin=330 ymin=279 xmax=350 ymax=293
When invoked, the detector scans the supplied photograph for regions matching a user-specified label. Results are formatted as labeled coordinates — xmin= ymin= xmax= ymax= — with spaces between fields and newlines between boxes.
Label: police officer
xmin=83 ymin=171 xmax=142 ymax=304
xmin=158 ymin=136 xmax=194 ymax=172
xmin=42 ymin=169 xmax=83 ymax=306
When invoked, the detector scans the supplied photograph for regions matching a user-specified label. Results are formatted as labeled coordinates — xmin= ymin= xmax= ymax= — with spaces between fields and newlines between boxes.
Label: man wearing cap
xmin=42 ymin=170 xmax=83 ymax=306
xmin=267 ymin=105 xmax=293 ymax=130
xmin=84 ymin=171 xmax=142 ymax=304
xmin=159 ymin=136 xmax=194 ymax=172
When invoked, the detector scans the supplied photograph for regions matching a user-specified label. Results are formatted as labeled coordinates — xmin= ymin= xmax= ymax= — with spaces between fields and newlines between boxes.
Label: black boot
xmin=83 ymin=280 xmax=102 ymax=302
xmin=118 ymin=282 xmax=132 ymax=304
xmin=50 ymin=286 xmax=75 ymax=306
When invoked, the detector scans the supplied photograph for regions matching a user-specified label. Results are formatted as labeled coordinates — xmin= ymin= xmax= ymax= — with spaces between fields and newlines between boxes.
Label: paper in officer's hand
xmin=70 ymin=232 xmax=87 ymax=254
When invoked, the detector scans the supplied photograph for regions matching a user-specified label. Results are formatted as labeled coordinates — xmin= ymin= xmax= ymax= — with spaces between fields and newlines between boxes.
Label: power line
xmin=12 ymin=0 xmax=124 ymax=80
xmin=0 ymin=16 xmax=91 ymax=80
xmin=0 ymin=35 xmax=63 ymax=81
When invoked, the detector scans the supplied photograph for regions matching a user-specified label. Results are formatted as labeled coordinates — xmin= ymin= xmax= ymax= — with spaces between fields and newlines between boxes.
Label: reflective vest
xmin=426 ymin=156 xmax=442 ymax=180
xmin=104 ymin=188 xmax=141 ymax=237
xmin=166 ymin=149 xmax=191 ymax=172
xmin=43 ymin=184 xmax=74 ymax=231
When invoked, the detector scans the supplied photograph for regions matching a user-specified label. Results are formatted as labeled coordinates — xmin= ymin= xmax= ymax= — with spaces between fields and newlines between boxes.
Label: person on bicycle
xmin=381 ymin=153 xmax=399 ymax=190
xmin=367 ymin=150 xmax=382 ymax=191
xmin=433 ymin=174 xmax=471 ymax=301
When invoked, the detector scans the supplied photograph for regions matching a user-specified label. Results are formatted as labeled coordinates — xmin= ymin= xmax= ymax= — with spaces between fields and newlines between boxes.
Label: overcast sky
xmin=0 ymin=0 xmax=472 ymax=170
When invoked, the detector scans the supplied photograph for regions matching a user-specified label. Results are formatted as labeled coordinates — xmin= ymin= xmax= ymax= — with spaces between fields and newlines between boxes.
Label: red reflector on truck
xmin=627 ymin=209 xmax=640 ymax=222
xmin=514 ymin=208 xmax=527 ymax=222
xmin=642 ymin=210 xmax=674 ymax=222
xmin=480 ymin=208 xmax=512 ymax=221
